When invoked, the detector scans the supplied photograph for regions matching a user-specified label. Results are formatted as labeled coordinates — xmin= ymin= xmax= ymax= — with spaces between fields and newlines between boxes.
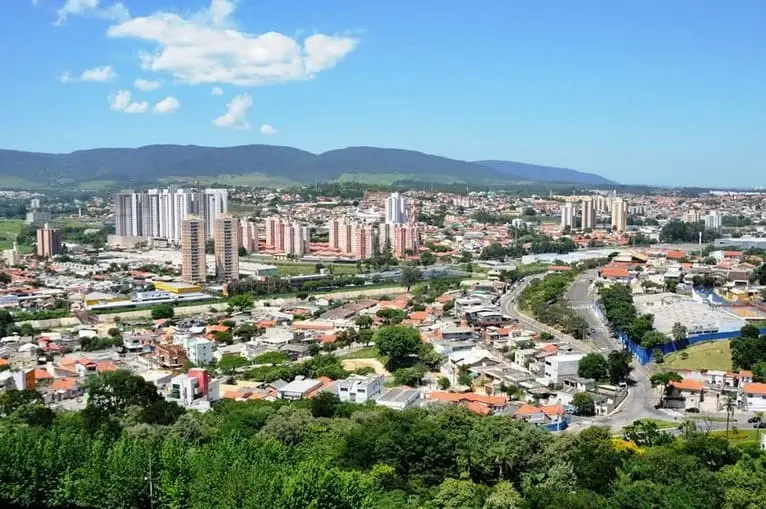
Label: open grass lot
xmin=712 ymin=429 xmax=760 ymax=446
xmin=247 ymin=257 xmax=360 ymax=276
xmin=339 ymin=346 xmax=389 ymax=364
xmin=0 ymin=219 xmax=23 ymax=250
xmin=661 ymin=340 xmax=733 ymax=372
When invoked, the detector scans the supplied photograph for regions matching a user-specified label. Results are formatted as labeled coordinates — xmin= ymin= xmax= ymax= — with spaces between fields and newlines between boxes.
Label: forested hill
xmin=0 ymin=368 xmax=761 ymax=509
xmin=0 ymin=144 xmax=615 ymax=186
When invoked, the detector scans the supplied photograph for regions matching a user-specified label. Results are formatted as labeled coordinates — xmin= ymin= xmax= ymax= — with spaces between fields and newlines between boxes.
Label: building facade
xmin=610 ymin=198 xmax=628 ymax=232
xmin=385 ymin=192 xmax=408 ymax=224
xmin=181 ymin=217 xmax=206 ymax=284
xmin=560 ymin=203 xmax=575 ymax=228
xmin=581 ymin=198 xmax=595 ymax=229
xmin=113 ymin=188 xmax=227 ymax=243
xmin=214 ymin=215 xmax=239 ymax=282
xmin=239 ymin=220 xmax=258 ymax=253
xmin=36 ymin=223 xmax=62 ymax=258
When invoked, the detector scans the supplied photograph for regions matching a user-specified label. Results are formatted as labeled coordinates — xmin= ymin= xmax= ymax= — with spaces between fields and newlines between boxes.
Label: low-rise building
xmin=741 ymin=382 xmax=766 ymax=411
xmin=543 ymin=353 xmax=585 ymax=384
xmin=336 ymin=374 xmax=385 ymax=403
xmin=376 ymin=387 xmax=420 ymax=410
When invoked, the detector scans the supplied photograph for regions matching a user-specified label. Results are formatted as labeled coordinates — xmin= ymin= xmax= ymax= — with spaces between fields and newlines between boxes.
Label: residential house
xmin=425 ymin=391 xmax=508 ymax=415
xmin=741 ymin=382 xmax=766 ymax=411
xmin=665 ymin=379 xmax=705 ymax=410
xmin=376 ymin=387 xmax=420 ymax=410
xmin=335 ymin=374 xmax=385 ymax=403
xmin=277 ymin=376 xmax=327 ymax=400
xmin=544 ymin=353 xmax=585 ymax=384
xmin=155 ymin=343 xmax=188 ymax=369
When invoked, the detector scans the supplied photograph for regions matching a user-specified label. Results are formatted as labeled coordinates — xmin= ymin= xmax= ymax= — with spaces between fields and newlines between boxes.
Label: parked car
xmin=754 ymin=422 xmax=766 ymax=429
xmin=685 ymin=407 xmax=700 ymax=413
xmin=748 ymin=416 xmax=762 ymax=424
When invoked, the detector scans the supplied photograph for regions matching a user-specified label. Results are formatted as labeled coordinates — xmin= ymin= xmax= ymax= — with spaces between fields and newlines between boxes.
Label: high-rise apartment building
xmin=181 ymin=217 xmax=206 ymax=284
xmin=581 ymin=198 xmax=595 ymax=230
xmin=683 ymin=210 xmax=702 ymax=224
xmin=265 ymin=217 xmax=309 ymax=256
xmin=214 ymin=215 xmax=239 ymax=282
xmin=114 ymin=190 xmax=141 ymax=237
xmin=378 ymin=222 xmax=419 ymax=258
xmin=610 ymin=198 xmax=628 ymax=232
xmin=560 ymin=203 xmax=575 ymax=228
xmin=239 ymin=220 xmax=258 ymax=253
xmin=385 ymin=192 xmax=408 ymax=224
xmin=36 ymin=223 xmax=62 ymax=258
xmin=113 ymin=188 xmax=227 ymax=243
xmin=351 ymin=224 xmax=375 ymax=260
xmin=284 ymin=223 xmax=310 ymax=256
xmin=704 ymin=210 xmax=722 ymax=230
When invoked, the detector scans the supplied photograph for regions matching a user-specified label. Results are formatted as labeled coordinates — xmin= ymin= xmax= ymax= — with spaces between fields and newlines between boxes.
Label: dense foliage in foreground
xmin=1 ymin=372 xmax=766 ymax=508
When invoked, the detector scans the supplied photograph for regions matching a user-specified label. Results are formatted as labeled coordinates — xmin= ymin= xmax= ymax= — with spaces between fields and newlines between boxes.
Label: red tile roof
xmin=743 ymin=382 xmax=766 ymax=395
xmin=670 ymin=379 xmax=704 ymax=392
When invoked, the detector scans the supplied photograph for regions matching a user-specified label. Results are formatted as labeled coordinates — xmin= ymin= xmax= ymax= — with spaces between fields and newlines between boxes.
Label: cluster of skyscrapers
xmin=560 ymin=195 xmax=628 ymax=232
xmin=264 ymin=217 xmax=310 ymax=256
xmin=114 ymin=188 xmax=228 ymax=243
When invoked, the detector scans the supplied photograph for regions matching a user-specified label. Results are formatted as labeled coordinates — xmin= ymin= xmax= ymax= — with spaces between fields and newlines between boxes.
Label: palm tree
xmin=724 ymin=396 xmax=736 ymax=437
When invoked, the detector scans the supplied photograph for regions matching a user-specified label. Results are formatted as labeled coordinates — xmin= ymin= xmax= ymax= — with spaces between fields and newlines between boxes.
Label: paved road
xmin=499 ymin=276 xmax=585 ymax=348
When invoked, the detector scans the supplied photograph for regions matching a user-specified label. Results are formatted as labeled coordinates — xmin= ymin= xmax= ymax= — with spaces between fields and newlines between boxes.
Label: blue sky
xmin=2 ymin=0 xmax=765 ymax=186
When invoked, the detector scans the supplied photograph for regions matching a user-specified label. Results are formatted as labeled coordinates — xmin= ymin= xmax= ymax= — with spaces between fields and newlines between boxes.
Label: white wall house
xmin=336 ymin=374 xmax=385 ymax=403
xmin=544 ymin=353 xmax=585 ymax=384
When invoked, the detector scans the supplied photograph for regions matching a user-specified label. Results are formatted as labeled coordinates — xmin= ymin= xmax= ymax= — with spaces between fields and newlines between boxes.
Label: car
xmin=748 ymin=416 xmax=762 ymax=424
xmin=685 ymin=407 xmax=700 ymax=413
xmin=754 ymin=422 xmax=766 ymax=429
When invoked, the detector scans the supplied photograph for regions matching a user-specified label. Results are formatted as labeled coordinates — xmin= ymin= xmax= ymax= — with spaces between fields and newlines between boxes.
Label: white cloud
xmin=108 ymin=90 xmax=132 ymax=111
xmin=107 ymin=0 xmax=358 ymax=86
xmin=260 ymin=124 xmax=277 ymax=135
xmin=58 ymin=71 xmax=74 ymax=83
xmin=124 ymin=101 xmax=149 ymax=114
xmin=80 ymin=65 xmax=116 ymax=82
xmin=154 ymin=96 xmax=180 ymax=114
xmin=134 ymin=78 xmax=160 ymax=91
xmin=211 ymin=86 xmax=223 ymax=96
xmin=213 ymin=93 xmax=252 ymax=129
xmin=56 ymin=0 xmax=129 ymax=26
xmin=108 ymin=89 xmax=148 ymax=114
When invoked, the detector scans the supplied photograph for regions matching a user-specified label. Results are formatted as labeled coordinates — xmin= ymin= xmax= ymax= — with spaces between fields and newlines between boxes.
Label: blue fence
xmin=619 ymin=328 xmax=766 ymax=365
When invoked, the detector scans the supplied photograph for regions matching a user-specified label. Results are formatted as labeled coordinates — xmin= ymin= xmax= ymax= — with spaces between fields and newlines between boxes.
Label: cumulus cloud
xmin=213 ymin=93 xmax=253 ymax=129
xmin=58 ymin=71 xmax=74 ymax=84
xmin=260 ymin=124 xmax=277 ymax=135
xmin=211 ymin=86 xmax=224 ymax=96
xmin=154 ymin=96 xmax=180 ymax=114
xmin=56 ymin=0 xmax=129 ymax=25
xmin=134 ymin=78 xmax=160 ymax=91
xmin=80 ymin=65 xmax=117 ymax=82
xmin=109 ymin=90 xmax=148 ymax=113
xmin=106 ymin=0 xmax=358 ymax=86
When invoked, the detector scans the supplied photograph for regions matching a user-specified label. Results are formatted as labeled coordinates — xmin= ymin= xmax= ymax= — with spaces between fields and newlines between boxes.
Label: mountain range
xmin=0 ymin=144 xmax=616 ymax=188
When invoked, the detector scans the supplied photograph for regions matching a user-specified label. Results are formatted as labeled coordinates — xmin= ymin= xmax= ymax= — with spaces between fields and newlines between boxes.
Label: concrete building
xmin=683 ymin=210 xmax=702 ymax=223
xmin=560 ymin=203 xmax=575 ymax=228
xmin=265 ymin=217 xmax=309 ymax=256
xmin=25 ymin=210 xmax=51 ymax=226
xmin=544 ymin=353 xmax=585 ymax=383
xmin=385 ymin=192 xmax=408 ymax=224
xmin=3 ymin=241 xmax=21 ymax=266
xmin=36 ymin=223 xmax=62 ymax=258
xmin=740 ymin=382 xmax=766 ymax=411
xmin=181 ymin=217 xmax=206 ymax=284
xmin=336 ymin=374 xmax=385 ymax=403
xmin=113 ymin=188 xmax=227 ymax=243
xmin=379 ymin=223 xmax=420 ymax=258
xmin=581 ymin=198 xmax=595 ymax=229
xmin=183 ymin=337 xmax=213 ymax=366
xmin=351 ymin=223 xmax=375 ymax=260
xmin=114 ymin=190 xmax=140 ymax=237
xmin=214 ymin=214 xmax=239 ymax=282
xmin=610 ymin=198 xmax=628 ymax=232
xmin=704 ymin=210 xmax=722 ymax=230
xmin=240 ymin=220 xmax=258 ymax=253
